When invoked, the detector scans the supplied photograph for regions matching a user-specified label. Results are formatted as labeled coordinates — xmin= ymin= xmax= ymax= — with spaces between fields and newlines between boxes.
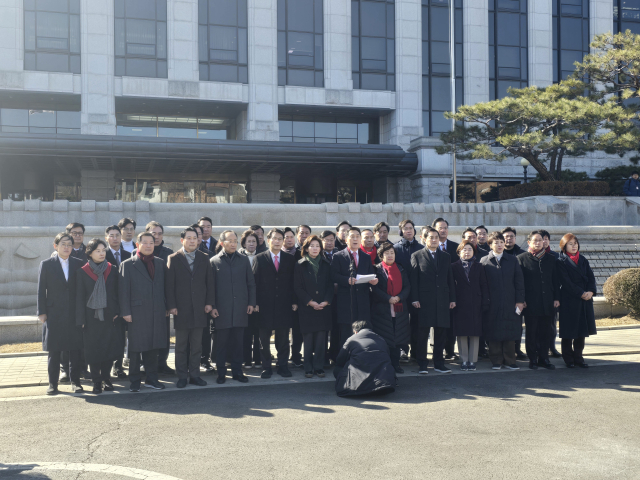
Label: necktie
xmin=274 ymin=254 xmax=279 ymax=272
xmin=351 ymin=251 xmax=358 ymax=268
xmin=115 ymin=250 xmax=120 ymax=265
xmin=440 ymin=243 xmax=445 ymax=252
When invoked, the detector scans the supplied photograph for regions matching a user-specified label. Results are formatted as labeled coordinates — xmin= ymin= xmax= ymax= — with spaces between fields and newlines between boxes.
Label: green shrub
xmin=499 ymin=181 xmax=610 ymax=200
xmin=595 ymin=166 xmax=640 ymax=196
xmin=603 ymin=268 xmax=640 ymax=316
xmin=532 ymin=170 xmax=590 ymax=183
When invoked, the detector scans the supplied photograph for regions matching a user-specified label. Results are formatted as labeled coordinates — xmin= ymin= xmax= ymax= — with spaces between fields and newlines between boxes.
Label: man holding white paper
xmin=331 ymin=227 xmax=378 ymax=346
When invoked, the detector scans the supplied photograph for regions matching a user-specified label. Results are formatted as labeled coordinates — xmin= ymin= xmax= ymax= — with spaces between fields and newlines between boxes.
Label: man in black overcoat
xmin=253 ymin=228 xmax=298 ymax=378
xmin=433 ymin=217 xmax=459 ymax=360
xmin=37 ymin=233 xmax=85 ymax=395
xmin=66 ymin=222 xmax=88 ymax=263
xmin=330 ymin=227 xmax=378 ymax=346
xmin=501 ymin=226 xmax=527 ymax=359
xmin=105 ymin=224 xmax=131 ymax=378
xmin=517 ymin=230 xmax=561 ymax=370
xmin=410 ymin=226 xmax=456 ymax=374
xmin=333 ymin=321 xmax=395 ymax=397
xmin=321 ymin=230 xmax=340 ymax=362
xmin=166 ymin=227 xmax=216 ymax=388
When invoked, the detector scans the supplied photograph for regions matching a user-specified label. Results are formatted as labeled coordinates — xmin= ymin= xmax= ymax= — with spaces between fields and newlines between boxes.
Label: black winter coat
xmin=370 ymin=263 xmax=411 ymax=348
xmin=557 ymin=253 xmax=597 ymax=339
xmin=105 ymin=247 xmax=131 ymax=267
xmin=409 ymin=249 xmax=456 ymax=328
xmin=165 ymin=249 xmax=216 ymax=330
xmin=334 ymin=328 xmax=395 ymax=397
xmin=504 ymin=244 xmax=525 ymax=257
xmin=393 ymin=238 xmax=423 ymax=272
xmin=210 ymin=251 xmax=256 ymax=329
xmin=75 ymin=263 xmax=125 ymax=364
xmin=451 ymin=260 xmax=490 ymax=337
xmin=132 ymin=241 xmax=173 ymax=262
xmin=294 ymin=256 xmax=333 ymax=334
xmin=37 ymin=256 xmax=84 ymax=352
xmin=70 ymin=244 xmax=88 ymax=263
xmin=517 ymin=252 xmax=560 ymax=317
xmin=480 ymin=253 xmax=525 ymax=341
xmin=441 ymin=240 xmax=460 ymax=263
xmin=252 ymin=251 xmax=296 ymax=330
xmin=331 ymin=249 xmax=375 ymax=325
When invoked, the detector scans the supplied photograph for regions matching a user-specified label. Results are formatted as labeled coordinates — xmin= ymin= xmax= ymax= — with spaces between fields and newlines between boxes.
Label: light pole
xmin=520 ymin=158 xmax=530 ymax=184
xmin=449 ymin=0 xmax=456 ymax=203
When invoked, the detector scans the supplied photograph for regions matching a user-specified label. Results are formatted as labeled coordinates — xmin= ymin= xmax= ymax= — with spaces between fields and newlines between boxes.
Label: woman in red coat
xmin=451 ymin=240 xmax=490 ymax=371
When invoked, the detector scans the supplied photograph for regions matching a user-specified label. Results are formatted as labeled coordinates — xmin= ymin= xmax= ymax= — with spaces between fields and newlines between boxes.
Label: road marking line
xmin=0 ymin=462 xmax=184 ymax=479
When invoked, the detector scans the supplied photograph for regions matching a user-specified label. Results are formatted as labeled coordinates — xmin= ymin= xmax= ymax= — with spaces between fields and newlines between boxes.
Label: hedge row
xmin=499 ymin=181 xmax=610 ymax=200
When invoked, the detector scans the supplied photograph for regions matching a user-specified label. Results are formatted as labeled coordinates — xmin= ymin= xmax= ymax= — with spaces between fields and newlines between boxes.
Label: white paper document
xmin=355 ymin=274 xmax=376 ymax=284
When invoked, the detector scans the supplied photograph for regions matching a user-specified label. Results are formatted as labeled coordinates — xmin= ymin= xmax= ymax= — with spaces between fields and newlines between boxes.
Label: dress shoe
xmin=576 ymin=362 xmax=589 ymax=368
xmin=393 ymin=365 xmax=404 ymax=374
xmin=550 ymin=349 xmax=562 ymax=358
xmin=112 ymin=367 xmax=127 ymax=379
xmin=123 ymin=358 xmax=130 ymax=367
xmin=46 ymin=384 xmax=58 ymax=395
xmin=261 ymin=369 xmax=272 ymax=379
xmin=504 ymin=364 xmax=519 ymax=370
xmin=566 ymin=363 xmax=575 ymax=368
xmin=305 ymin=371 xmax=314 ymax=378
xmin=82 ymin=370 xmax=92 ymax=380
xmin=103 ymin=380 xmax=114 ymax=391
xmin=254 ymin=362 xmax=262 ymax=369
xmin=72 ymin=383 xmax=84 ymax=393
xmin=537 ymin=360 xmax=556 ymax=370
xmin=92 ymin=383 xmax=103 ymax=394
xmin=290 ymin=360 xmax=303 ymax=368
xmin=232 ymin=373 xmax=249 ymax=383
xmin=434 ymin=365 xmax=451 ymax=373
xmin=461 ymin=363 xmax=469 ymax=371
xmin=444 ymin=353 xmax=458 ymax=361
xmin=479 ymin=351 xmax=489 ymax=359
xmin=144 ymin=379 xmax=165 ymax=390
xmin=528 ymin=361 xmax=538 ymax=370
xmin=129 ymin=381 xmax=141 ymax=392
xmin=59 ymin=372 xmax=70 ymax=384
xmin=216 ymin=376 xmax=226 ymax=384
xmin=467 ymin=363 xmax=477 ymax=371
xmin=243 ymin=362 xmax=253 ymax=369
xmin=177 ymin=378 xmax=188 ymax=388
xmin=200 ymin=361 xmax=216 ymax=373
xmin=158 ymin=365 xmax=175 ymax=375
xmin=189 ymin=377 xmax=207 ymax=386
xmin=315 ymin=369 xmax=326 ymax=378
xmin=491 ymin=364 xmax=502 ymax=370
xmin=515 ymin=351 xmax=528 ymax=361
xmin=277 ymin=366 xmax=293 ymax=378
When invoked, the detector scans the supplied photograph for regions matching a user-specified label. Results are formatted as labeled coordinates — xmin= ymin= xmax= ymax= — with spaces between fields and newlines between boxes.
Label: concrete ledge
xmin=593 ymin=297 xmax=630 ymax=318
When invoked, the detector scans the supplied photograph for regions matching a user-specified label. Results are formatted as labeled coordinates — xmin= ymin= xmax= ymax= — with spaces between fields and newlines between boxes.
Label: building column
xmin=409 ymin=137 xmax=451 ymax=204
xmin=81 ymin=170 xmax=116 ymax=201
xmin=590 ymin=0 xmax=614 ymax=49
xmin=248 ymin=173 xmax=280 ymax=204
xmin=463 ymin=0 xmax=489 ymax=106
xmin=168 ymin=0 xmax=199 ymax=82
xmin=383 ymin=0 xmax=422 ymax=151
xmin=528 ymin=0 xmax=553 ymax=88
xmin=0 ymin=0 xmax=23 ymax=73
xmin=323 ymin=0 xmax=353 ymax=91
xmin=243 ymin=0 xmax=279 ymax=141
xmin=81 ymin=0 xmax=116 ymax=135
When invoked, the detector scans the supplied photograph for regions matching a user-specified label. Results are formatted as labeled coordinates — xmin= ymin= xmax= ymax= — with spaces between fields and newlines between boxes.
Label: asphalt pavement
xmin=0 ymin=357 xmax=638 ymax=480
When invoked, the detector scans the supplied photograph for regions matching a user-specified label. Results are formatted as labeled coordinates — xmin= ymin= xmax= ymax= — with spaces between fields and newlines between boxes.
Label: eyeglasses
xmin=58 ymin=242 xmax=73 ymax=248
xmin=224 ymin=240 xmax=238 ymax=244
xmin=123 ymin=227 xmax=135 ymax=232
xmin=70 ymin=232 xmax=84 ymax=237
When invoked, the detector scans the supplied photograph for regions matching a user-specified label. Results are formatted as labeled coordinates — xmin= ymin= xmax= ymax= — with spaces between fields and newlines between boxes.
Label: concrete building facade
xmin=0 ymin=0 xmax=633 ymax=205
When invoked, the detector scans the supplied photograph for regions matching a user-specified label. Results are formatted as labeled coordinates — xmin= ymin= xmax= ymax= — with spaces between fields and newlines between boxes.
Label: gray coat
xmin=118 ymin=255 xmax=168 ymax=353
xmin=479 ymin=253 xmax=525 ymax=342
xmin=210 ymin=251 xmax=256 ymax=330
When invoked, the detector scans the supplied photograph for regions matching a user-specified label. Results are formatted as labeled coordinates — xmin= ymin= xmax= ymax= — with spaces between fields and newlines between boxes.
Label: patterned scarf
xmin=461 ymin=257 xmax=475 ymax=280
xmin=528 ymin=246 xmax=546 ymax=260
xmin=86 ymin=259 xmax=108 ymax=321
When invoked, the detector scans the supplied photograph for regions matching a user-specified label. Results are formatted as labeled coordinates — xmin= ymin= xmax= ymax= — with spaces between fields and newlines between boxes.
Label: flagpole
xmin=450 ymin=0 xmax=457 ymax=203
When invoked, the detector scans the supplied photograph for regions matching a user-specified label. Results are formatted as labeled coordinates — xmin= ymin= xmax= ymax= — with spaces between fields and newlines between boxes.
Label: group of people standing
xmin=36 ymin=216 xmax=598 ymax=396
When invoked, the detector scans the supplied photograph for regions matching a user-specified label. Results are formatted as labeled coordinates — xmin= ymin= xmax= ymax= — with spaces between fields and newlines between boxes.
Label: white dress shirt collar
xmin=58 ymin=256 xmax=69 ymax=281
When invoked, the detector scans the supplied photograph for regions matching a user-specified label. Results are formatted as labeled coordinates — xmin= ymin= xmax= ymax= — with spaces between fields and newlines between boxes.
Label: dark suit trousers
xmin=416 ymin=326 xmax=447 ymax=369
xmin=524 ymin=315 xmax=552 ymax=363
xmin=303 ymin=331 xmax=326 ymax=372
xmin=327 ymin=302 xmax=340 ymax=362
xmin=243 ymin=323 xmax=260 ymax=364
xmin=444 ymin=311 xmax=456 ymax=356
xmin=130 ymin=349 xmax=158 ymax=384
xmin=157 ymin=315 xmax=171 ymax=367
xmin=62 ymin=349 xmax=86 ymax=373
xmin=290 ymin=319 xmax=303 ymax=363
xmin=201 ymin=320 xmax=213 ymax=364
xmin=49 ymin=350 xmax=80 ymax=385
xmin=216 ymin=327 xmax=244 ymax=377
xmin=488 ymin=341 xmax=516 ymax=366
xmin=259 ymin=327 xmax=289 ymax=370
xmin=561 ymin=337 xmax=585 ymax=365
xmin=89 ymin=361 xmax=113 ymax=384
xmin=338 ymin=323 xmax=353 ymax=347
xmin=175 ymin=328 xmax=203 ymax=380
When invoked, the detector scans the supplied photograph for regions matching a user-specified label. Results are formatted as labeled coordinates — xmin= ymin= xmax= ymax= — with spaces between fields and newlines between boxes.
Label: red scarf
xmin=137 ymin=252 xmax=155 ymax=279
xmin=568 ymin=251 xmax=580 ymax=264
xmin=361 ymin=245 xmax=377 ymax=265
xmin=81 ymin=262 xmax=112 ymax=281
xmin=381 ymin=262 xmax=403 ymax=313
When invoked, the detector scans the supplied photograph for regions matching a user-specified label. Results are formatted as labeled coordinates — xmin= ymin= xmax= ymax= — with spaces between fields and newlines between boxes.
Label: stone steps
xmin=580 ymin=244 xmax=640 ymax=295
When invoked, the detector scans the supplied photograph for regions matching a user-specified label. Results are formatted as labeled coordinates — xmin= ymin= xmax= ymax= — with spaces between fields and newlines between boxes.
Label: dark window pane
xmin=387 ymin=39 xmax=394 ymax=73
xmin=315 ymin=0 xmax=323 ymax=32
xmin=198 ymin=0 xmax=207 ymax=24
xmin=37 ymin=37 xmax=68 ymax=50
xmin=238 ymin=28 xmax=247 ymax=63
xmin=288 ymin=0 xmax=314 ymax=32
xmin=361 ymin=73 xmax=386 ymax=90
xmin=1 ymin=109 xmax=29 ymax=126
xmin=422 ymin=41 xmax=429 ymax=74
xmin=36 ymin=11 xmax=68 ymax=39
xmin=126 ymin=19 xmax=156 ymax=45
xmin=128 ymin=43 xmax=155 ymax=56
xmin=351 ymin=1 xmax=359 ymax=36
xmin=157 ymin=60 xmax=167 ymax=77
xmin=115 ymin=19 xmax=125 ymax=55
xmin=278 ymin=31 xmax=286 ymax=66
xmin=210 ymin=26 xmax=237 ymax=50
xmin=199 ymin=63 xmax=209 ymax=80
xmin=199 ymin=25 xmax=208 ymax=61
xmin=497 ymin=45 xmax=520 ymax=67
xmin=289 ymin=55 xmax=314 ymax=66
xmin=315 ymin=122 xmax=337 ymax=138
xmin=209 ymin=64 xmax=238 ymax=82
xmin=352 ymin=37 xmax=359 ymax=71
xmin=157 ymin=0 xmax=167 ymax=21
xmin=36 ymin=0 xmax=68 ymax=12
xmin=560 ymin=49 xmax=582 ymax=71
xmin=159 ymin=127 xmax=197 ymax=138
xmin=361 ymin=1 xmax=385 ymax=36
xmin=520 ymin=47 xmax=527 ymax=79
xmin=288 ymin=31 xmax=314 ymax=56
xmin=422 ymin=111 xmax=429 ymax=136
xmin=56 ymin=111 xmax=81 ymax=128
xmin=36 ymin=52 xmax=68 ymax=72
xmin=29 ymin=110 xmax=56 ymax=127
xmin=70 ymin=54 xmax=80 ymax=73
xmin=287 ymin=69 xmax=315 ymax=86
xmin=25 ymin=11 xmax=36 ymax=50
xmin=431 ymin=41 xmax=449 ymax=63
xmin=315 ymin=34 xmax=323 ymax=69
xmin=238 ymin=0 xmax=247 ymax=27
xmin=337 ymin=123 xmax=357 ymax=138
xmin=497 ymin=12 xmax=520 ymax=46
xmin=315 ymin=70 xmax=324 ymax=87
xmin=278 ymin=68 xmax=286 ymax=85
xmin=431 ymin=76 xmax=451 ymax=110
xmin=431 ymin=111 xmax=450 ymax=134
xmin=387 ymin=74 xmax=394 ymax=91
xmin=70 ymin=14 xmax=80 ymax=52
xmin=126 ymin=57 xmax=157 ymax=76
xmin=387 ymin=4 xmax=395 ymax=38
xmin=280 ymin=120 xmax=293 ymax=136
xmin=115 ymin=57 xmax=125 ymax=76
xmin=498 ymin=67 xmax=520 ymax=77
xmin=293 ymin=121 xmax=314 ymax=137
xmin=353 ymin=74 xmax=360 ymax=89
xmin=209 ymin=0 xmax=237 ymax=25
xmin=361 ymin=37 xmax=386 ymax=60
xmin=358 ymin=123 xmax=369 ymax=143
xmin=278 ymin=0 xmax=285 ymax=29
xmin=560 ymin=17 xmax=582 ymax=50
xmin=238 ymin=65 xmax=248 ymax=83
xmin=210 ymin=49 xmax=237 ymax=62
xmin=497 ymin=0 xmax=520 ymax=11
xmin=157 ymin=22 xmax=167 ymax=58
xmin=363 ymin=59 xmax=385 ymax=70
xmin=430 ymin=7 xmax=449 ymax=42
xmin=125 ymin=0 xmax=157 ymax=19
xmin=422 ymin=76 xmax=429 ymax=110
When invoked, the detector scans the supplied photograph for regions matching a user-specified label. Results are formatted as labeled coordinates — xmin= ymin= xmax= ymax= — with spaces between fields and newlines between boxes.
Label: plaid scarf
xmin=528 ymin=246 xmax=546 ymax=260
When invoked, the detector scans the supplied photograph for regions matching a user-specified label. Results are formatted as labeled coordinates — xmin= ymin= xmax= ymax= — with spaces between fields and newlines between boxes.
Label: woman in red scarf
xmin=369 ymin=242 xmax=410 ymax=373
xmin=556 ymin=233 xmax=597 ymax=368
